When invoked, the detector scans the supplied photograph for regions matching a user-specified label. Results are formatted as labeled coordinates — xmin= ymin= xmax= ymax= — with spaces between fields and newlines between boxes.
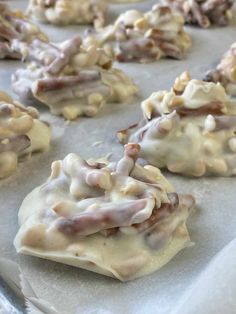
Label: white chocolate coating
xmin=0 ymin=92 xmax=51 ymax=179
xmin=164 ymin=0 xmax=233 ymax=28
xmin=27 ymin=0 xmax=108 ymax=28
xmin=205 ymin=42 xmax=236 ymax=96
xmin=118 ymin=72 xmax=236 ymax=177
xmin=0 ymin=3 xmax=48 ymax=59
xmin=11 ymin=35 xmax=138 ymax=120
xmin=14 ymin=144 xmax=195 ymax=281
xmin=84 ymin=4 xmax=191 ymax=63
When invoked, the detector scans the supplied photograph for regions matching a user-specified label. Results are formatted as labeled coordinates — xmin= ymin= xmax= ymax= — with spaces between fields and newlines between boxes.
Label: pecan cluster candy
xmin=205 ymin=42 xmax=236 ymax=96
xmin=14 ymin=144 xmax=195 ymax=281
xmin=118 ymin=72 xmax=236 ymax=177
xmin=0 ymin=92 xmax=51 ymax=179
xmin=0 ymin=3 xmax=48 ymax=59
xmin=164 ymin=0 xmax=233 ymax=28
xmin=85 ymin=4 xmax=191 ymax=63
xmin=27 ymin=0 xmax=108 ymax=28
xmin=11 ymin=35 xmax=138 ymax=120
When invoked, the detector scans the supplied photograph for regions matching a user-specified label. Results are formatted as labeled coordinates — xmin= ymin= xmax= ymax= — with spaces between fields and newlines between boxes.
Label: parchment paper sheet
xmin=0 ymin=1 xmax=236 ymax=313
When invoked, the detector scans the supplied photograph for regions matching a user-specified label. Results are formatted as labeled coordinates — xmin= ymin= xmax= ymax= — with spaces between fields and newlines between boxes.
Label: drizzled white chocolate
xmin=117 ymin=72 xmax=236 ymax=177
xmin=14 ymin=144 xmax=195 ymax=281
xmin=0 ymin=3 xmax=48 ymax=59
xmin=11 ymin=35 xmax=138 ymax=120
xmin=84 ymin=4 xmax=191 ymax=63
xmin=205 ymin=42 xmax=236 ymax=96
xmin=164 ymin=0 xmax=233 ymax=28
xmin=0 ymin=92 xmax=51 ymax=179
xmin=27 ymin=0 xmax=108 ymax=28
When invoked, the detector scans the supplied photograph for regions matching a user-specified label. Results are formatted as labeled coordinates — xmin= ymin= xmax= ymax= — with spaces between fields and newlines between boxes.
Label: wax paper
xmin=0 ymin=1 xmax=236 ymax=313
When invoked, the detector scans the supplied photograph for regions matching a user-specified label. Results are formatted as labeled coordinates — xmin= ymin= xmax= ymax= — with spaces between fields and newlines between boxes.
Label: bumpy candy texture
xmin=27 ymin=0 xmax=108 ymax=28
xmin=12 ymin=35 xmax=138 ymax=120
xmin=205 ymin=42 xmax=236 ymax=96
xmin=85 ymin=4 xmax=192 ymax=63
xmin=0 ymin=92 xmax=51 ymax=179
xmin=14 ymin=144 xmax=195 ymax=281
xmin=0 ymin=3 xmax=48 ymax=59
xmin=164 ymin=0 xmax=233 ymax=28
xmin=118 ymin=72 xmax=236 ymax=177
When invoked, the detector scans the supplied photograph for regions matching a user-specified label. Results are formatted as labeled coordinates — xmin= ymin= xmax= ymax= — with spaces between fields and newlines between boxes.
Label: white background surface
xmin=0 ymin=1 xmax=236 ymax=313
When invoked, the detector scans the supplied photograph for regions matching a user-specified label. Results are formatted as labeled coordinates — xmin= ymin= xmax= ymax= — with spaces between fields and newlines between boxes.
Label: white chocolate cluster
xmin=0 ymin=3 xmax=48 ymax=59
xmin=0 ymin=92 xmax=51 ymax=179
xmin=27 ymin=0 xmax=108 ymax=28
xmin=205 ymin=42 xmax=236 ymax=96
xmin=85 ymin=4 xmax=191 ymax=63
xmin=11 ymin=35 xmax=138 ymax=120
xmin=164 ymin=0 xmax=233 ymax=28
xmin=14 ymin=144 xmax=195 ymax=281
xmin=118 ymin=72 xmax=236 ymax=177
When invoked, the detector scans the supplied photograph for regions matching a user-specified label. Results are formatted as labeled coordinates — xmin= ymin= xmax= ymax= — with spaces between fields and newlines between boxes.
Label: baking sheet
xmin=0 ymin=1 xmax=236 ymax=313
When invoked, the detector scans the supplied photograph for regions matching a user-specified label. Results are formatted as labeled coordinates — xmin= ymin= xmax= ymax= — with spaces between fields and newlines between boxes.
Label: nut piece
xmin=119 ymin=72 xmax=236 ymax=177
xmin=85 ymin=4 xmax=192 ymax=63
xmin=27 ymin=0 xmax=108 ymax=28
xmin=14 ymin=144 xmax=195 ymax=281
xmin=164 ymin=0 xmax=233 ymax=28
xmin=12 ymin=35 xmax=138 ymax=120
xmin=205 ymin=42 xmax=236 ymax=96
xmin=0 ymin=3 xmax=48 ymax=60
xmin=0 ymin=92 xmax=51 ymax=179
